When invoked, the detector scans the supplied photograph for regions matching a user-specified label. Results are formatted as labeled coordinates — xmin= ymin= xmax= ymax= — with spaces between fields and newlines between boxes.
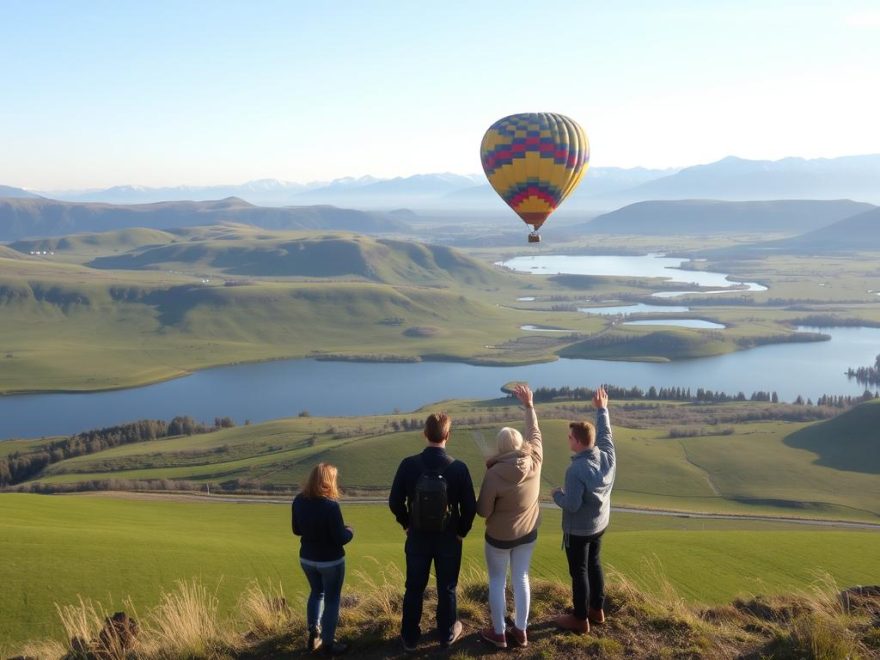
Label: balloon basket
xmin=527 ymin=232 xmax=541 ymax=243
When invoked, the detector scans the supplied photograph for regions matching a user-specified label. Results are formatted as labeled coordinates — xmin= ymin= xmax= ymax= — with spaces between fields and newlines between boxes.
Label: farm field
xmin=2 ymin=493 xmax=879 ymax=654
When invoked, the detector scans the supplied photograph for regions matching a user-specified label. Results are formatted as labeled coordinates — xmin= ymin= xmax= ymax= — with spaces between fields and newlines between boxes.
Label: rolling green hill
xmin=10 ymin=228 xmax=179 ymax=259
xmin=0 ymin=197 xmax=410 ymax=241
xmin=85 ymin=231 xmax=512 ymax=286
xmin=783 ymin=398 xmax=880 ymax=473
xmin=582 ymin=199 xmax=873 ymax=235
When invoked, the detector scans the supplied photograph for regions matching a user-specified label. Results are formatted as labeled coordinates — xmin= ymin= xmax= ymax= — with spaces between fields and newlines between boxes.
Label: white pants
xmin=484 ymin=539 xmax=536 ymax=633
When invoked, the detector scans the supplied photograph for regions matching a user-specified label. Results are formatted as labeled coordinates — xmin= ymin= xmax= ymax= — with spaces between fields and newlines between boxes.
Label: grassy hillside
xmin=583 ymin=199 xmax=874 ymax=235
xmin=10 ymin=227 xmax=180 ymax=261
xmin=85 ymin=231 xmax=512 ymax=286
xmin=13 ymin=398 xmax=880 ymax=521
xmin=0 ymin=197 xmax=409 ymax=241
xmin=783 ymin=398 xmax=880 ymax=473
xmin=2 ymin=493 xmax=878 ymax=654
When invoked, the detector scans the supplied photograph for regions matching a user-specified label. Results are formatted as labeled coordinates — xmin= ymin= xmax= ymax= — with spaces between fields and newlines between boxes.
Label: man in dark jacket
xmin=389 ymin=412 xmax=477 ymax=652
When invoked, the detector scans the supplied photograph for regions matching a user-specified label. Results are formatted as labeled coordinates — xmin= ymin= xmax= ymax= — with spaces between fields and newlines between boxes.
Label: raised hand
xmin=513 ymin=383 xmax=534 ymax=408
xmin=593 ymin=386 xmax=608 ymax=410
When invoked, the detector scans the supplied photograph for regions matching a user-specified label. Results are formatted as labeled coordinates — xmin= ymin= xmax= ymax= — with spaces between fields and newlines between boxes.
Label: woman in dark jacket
xmin=293 ymin=462 xmax=353 ymax=655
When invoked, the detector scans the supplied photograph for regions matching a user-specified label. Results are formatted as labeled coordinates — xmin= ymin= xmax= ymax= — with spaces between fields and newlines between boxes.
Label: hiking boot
xmin=322 ymin=640 xmax=348 ymax=656
xmin=555 ymin=613 xmax=590 ymax=634
xmin=480 ymin=627 xmax=507 ymax=649
xmin=588 ymin=607 xmax=606 ymax=624
xmin=307 ymin=627 xmax=322 ymax=652
xmin=506 ymin=625 xmax=528 ymax=647
xmin=441 ymin=620 xmax=463 ymax=647
xmin=400 ymin=635 xmax=418 ymax=653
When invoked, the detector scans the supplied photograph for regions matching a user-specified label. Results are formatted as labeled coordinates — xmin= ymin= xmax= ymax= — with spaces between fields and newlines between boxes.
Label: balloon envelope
xmin=480 ymin=113 xmax=589 ymax=231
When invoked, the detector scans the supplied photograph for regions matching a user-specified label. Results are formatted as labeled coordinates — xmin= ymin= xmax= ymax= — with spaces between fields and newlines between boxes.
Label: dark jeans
xmin=401 ymin=532 xmax=462 ymax=645
xmin=301 ymin=559 xmax=346 ymax=645
xmin=565 ymin=530 xmax=605 ymax=619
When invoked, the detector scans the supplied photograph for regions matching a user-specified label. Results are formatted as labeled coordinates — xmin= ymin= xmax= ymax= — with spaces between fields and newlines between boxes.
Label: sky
xmin=2 ymin=0 xmax=879 ymax=189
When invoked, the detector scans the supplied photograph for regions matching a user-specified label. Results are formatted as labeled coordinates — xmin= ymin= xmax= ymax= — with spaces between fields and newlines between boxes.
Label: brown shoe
xmin=480 ymin=627 xmax=507 ymax=649
xmin=588 ymin=607 xmax=606 ymax=624
xmin=506 ymin=625 xmax=528 ymax=647
xmin=554 ymin=613 xmax=589 ymax=634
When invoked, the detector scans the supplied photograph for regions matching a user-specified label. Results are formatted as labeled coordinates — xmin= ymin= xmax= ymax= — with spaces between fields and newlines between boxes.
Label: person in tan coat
xmin=476 ymin=383 xmax=543 ymax=649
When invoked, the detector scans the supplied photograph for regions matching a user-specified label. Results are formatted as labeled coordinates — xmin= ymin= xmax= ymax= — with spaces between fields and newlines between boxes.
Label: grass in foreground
xmin=14 ymin=569 xmax=880 ymax=659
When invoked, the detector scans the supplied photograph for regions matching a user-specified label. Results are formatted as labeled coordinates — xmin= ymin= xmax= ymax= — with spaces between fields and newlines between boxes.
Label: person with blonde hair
xmin=293 ymin=462 xmax=353 ymax=656
xmin=476 ymin=383 xmax=543 ymax=649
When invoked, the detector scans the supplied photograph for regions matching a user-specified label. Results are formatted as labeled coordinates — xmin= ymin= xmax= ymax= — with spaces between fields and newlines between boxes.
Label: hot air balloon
xmin=480 ymin=113 xmax=589 ymax=242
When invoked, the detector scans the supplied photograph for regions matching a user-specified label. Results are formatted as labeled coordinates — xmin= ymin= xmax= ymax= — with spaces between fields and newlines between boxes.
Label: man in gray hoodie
xmin=551 ymin=386 xmax=615 ymax=634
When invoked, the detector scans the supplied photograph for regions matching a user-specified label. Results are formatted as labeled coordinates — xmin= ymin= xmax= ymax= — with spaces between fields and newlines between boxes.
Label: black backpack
xmin=410 ymin=455 xmax=453 ymax=533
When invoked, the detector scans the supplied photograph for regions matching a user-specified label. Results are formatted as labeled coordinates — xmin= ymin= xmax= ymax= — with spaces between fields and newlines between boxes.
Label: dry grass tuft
xmin=138 ymin=578 xmax=230 ymax=659
xmin=237 ymin=580 xmax=296 ymax=639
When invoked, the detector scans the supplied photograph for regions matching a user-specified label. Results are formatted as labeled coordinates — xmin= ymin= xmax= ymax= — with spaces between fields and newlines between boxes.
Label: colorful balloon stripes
xmin=480 ymin=113 xmax=589 ymax=232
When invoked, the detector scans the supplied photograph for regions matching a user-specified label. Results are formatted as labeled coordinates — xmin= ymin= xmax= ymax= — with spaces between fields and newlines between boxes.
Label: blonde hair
xmin=302 ymin=462 xmax=340 ymax=500
xmin=495 ymin=427 xmax=524 ymax=455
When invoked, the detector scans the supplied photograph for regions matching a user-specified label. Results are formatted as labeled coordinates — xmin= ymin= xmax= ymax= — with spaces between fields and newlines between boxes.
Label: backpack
xmin=410 ymin=455 xmax=453 ymax=533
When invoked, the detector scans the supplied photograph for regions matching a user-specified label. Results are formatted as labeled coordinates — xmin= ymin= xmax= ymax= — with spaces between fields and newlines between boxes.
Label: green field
xmin=16 ymin=399 xmax=880 ymax=523
xmin=2 ymin=493 xmax=878 ymax=653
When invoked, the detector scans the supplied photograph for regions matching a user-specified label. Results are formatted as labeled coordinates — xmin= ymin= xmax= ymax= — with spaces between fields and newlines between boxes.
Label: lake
xmin=500 ymin=253 xmax=767 ymax=293
xmin=2 ymin=327 xmax=878 ymax=440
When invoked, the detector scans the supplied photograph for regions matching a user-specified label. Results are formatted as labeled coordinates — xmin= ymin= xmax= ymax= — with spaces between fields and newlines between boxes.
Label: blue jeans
xmin=300 ymin=559 xmax=345 ymax=645
xmin=401 ymin=532 xmax=462 ymax=645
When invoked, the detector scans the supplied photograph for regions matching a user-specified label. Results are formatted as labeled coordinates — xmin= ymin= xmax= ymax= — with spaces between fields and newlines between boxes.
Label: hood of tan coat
xmin=486 ymin=448 xmax=537 ymax=485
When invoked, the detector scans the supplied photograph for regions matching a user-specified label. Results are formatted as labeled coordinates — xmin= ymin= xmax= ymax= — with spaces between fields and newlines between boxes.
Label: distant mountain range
xmin=0 ymin=197 xmax=410 ymax=241
xmin=8 ymin=154 xmax=877 ymax=210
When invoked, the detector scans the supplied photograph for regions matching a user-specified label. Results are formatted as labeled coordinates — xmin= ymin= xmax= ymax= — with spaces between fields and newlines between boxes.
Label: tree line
xmin=0 ymin=416 xmax=235 ymax=487
xmin=846 ymin=354 xmax=880 ymax=387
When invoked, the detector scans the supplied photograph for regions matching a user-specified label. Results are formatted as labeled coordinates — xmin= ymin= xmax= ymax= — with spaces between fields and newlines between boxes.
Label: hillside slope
xmin=0 ymin=197 xmax=409 ymax=240
xmin=580 ymin=199 xmax=874 ymax=235
xmin=784 ymin=399 xmax=880 ymax=473
xmin=85 ymin=230 xmax=511 ymax=286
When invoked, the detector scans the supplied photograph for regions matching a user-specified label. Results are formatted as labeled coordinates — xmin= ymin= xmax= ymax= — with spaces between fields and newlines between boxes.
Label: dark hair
xmin=424 ymin=413 xmax=451 ymax=444
xmin=569 ymin=421 xmax=596 ymax=448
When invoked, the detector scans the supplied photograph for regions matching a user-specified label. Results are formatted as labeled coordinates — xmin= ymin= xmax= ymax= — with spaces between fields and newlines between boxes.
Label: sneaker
xmin=322 ymin=640 xmax=348 ymax=656
xmin=588 ymin=607 xmax=606 ymax=624
xmin=441 ymin=620 xmax=463 ymax=647
xmin=506 ymin=625 xmax=528 ymax=647
xmin=400 ymin=636 xmax=418 ymax=653
xmin=480 ymin=627 xmax=507 ymax=649
xmin=554 ymin=613 xmax=589 ymax=634
xmin=307 ymin=628 xmax=322 ymax=652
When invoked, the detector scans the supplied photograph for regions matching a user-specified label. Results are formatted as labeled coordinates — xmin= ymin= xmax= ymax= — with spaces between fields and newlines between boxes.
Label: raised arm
xmin=593 ymin=386 xmax=614 ymax=469
xmin=514 ymin=384 xmax=543 ymax=464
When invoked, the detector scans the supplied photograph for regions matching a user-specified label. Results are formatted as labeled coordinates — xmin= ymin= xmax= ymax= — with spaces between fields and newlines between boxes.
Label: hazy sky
xmin=2 ymin=0 xmax=879 ymax=189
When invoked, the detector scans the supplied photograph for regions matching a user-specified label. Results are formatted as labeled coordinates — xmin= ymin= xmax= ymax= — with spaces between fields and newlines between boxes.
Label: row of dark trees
xmin=531 ymin=385 xmax=878 ymax=409
xmin=532 ymin=385 xmax=782 ymax=404
xmin=0 ymin=416 xmax=235 ymax=487
xmin=846 ymin=354 xmax=880 ymax=387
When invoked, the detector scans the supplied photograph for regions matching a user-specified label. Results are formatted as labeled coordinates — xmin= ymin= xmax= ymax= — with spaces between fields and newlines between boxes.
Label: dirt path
xmin=70 ymin=491 xmax=880 ymax=529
